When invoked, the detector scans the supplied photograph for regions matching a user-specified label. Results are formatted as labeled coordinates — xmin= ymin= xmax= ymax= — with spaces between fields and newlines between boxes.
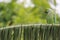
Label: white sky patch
xmin=0 ymin=0 xmax=3 ymax=2
xmin=49 ymin=2 xmax=56 ymax=9
xmin=0 ymin=0 xmax=35 ymax=8
xmin=0 ymin=0 xmax=11 ymax=3
xmin=16 ymin=0 xmax=24 ymax=4
xmin=56 ymin=0 xmax=60 ymax=4
xmin=24 ymin=0 xmax=35 ymax=8
xmin=49 ymin=0 xmax=60 ymax=16
xmin=56 ymin=0 xmax=60 ymax=16
xmin=24 ymin=3 xmax=35 ymax=8
xmin=3 ymin=0 xmax=11 ymax=3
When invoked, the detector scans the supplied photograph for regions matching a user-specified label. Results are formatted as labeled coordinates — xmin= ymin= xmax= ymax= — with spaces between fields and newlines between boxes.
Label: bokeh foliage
xmin=0 ymin=0 xmax=60 ymax=27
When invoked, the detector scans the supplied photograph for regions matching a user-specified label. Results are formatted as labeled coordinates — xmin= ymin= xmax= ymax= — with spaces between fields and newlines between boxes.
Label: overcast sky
xmin=56 ymin=0 xmax=60 ymax=15
xmin=0 ymin=0 xmax=60 ymax=16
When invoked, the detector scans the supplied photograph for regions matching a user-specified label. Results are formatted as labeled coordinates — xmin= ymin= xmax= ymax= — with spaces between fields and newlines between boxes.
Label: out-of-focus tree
xmin=13 ymin=0 xmax=50 ymax=25
xmin=0 ymin=0 xmax=17 ymax=27
xmin=0 ymin=0 xmax=60 ymax=27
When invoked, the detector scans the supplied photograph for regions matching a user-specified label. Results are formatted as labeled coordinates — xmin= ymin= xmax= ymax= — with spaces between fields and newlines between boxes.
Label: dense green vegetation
xmin=0 ymin=0 xmax=60 ymax=27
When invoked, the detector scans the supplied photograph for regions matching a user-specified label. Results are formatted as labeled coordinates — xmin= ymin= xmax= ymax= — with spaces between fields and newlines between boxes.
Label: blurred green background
xmin=0 ymin=0 xmax=60 ymax=27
